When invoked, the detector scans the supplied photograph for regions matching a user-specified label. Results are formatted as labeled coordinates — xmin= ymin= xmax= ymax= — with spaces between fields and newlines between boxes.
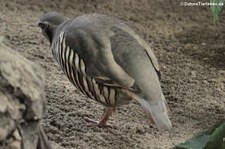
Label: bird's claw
xmin=83 ymin=117 xmax=112 ymax=128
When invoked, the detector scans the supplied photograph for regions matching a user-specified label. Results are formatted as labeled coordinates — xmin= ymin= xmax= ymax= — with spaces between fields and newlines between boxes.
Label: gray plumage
xmin=38 ymin=11 xmax=172 ymax=130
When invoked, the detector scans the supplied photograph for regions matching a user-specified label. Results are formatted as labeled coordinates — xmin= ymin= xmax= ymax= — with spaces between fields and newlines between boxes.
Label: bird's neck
xmin=49 ymin=25 xmax=58 ymax=45
xmin=49 ymin=31 xmax=54 ymax=45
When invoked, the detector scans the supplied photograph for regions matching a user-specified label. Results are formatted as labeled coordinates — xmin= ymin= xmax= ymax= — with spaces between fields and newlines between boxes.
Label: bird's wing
xmin=143 ymin=44 xmax=161 ymax=79
xmin=116 ymin=24 xmax=161 ymax=79
xmin=60 ymin=27 xmax=139 ymax=92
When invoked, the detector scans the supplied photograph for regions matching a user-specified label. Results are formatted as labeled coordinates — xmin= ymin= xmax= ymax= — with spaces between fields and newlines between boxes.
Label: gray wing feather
xmin=115 ymin=23 xmax=161 ymax=79
xmin=62 ymin=26 xmax=136 ymax=89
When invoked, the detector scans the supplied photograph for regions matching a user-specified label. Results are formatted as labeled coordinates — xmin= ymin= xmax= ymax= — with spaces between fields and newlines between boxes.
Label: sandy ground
xmin=0 ymin=0 xmax=225 ymax=148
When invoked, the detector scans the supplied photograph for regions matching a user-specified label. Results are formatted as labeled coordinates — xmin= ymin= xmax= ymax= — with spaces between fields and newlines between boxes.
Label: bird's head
xmin=38 ymin=11 xmax=66 ymax=44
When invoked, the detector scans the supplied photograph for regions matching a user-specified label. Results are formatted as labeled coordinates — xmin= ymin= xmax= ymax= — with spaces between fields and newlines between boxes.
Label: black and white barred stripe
xmin=54 ymin=31 xmax=118 ymax=106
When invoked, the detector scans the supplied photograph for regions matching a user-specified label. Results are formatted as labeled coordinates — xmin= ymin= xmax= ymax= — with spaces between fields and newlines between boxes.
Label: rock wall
xmin=0 ymin=36 xmax=52 ymax=149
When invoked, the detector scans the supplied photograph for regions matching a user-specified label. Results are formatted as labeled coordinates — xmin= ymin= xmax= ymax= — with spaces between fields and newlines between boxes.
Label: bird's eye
xmin=38 ymin=22 xmax=50 ymax=31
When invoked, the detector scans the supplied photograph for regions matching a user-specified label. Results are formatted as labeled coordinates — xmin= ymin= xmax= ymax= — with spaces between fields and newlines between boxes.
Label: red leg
xmin=84 ymin=107 xmax=115 ymax=127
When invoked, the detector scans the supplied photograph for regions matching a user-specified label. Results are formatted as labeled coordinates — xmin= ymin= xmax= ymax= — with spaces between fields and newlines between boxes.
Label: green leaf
xmin=176 ymin=134 xmax=209 ymax=149
xmin=175 ymin=120 xmax=225 ymax=149
xmin=204 ymin=122 xmax=225 ymax=149
xmin=210 ymin=0 xmax=225 ymax=23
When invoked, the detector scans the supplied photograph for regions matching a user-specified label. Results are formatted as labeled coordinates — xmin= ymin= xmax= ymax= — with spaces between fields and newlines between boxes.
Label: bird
xmin=38 ymin=11 xmax=172 ymax=130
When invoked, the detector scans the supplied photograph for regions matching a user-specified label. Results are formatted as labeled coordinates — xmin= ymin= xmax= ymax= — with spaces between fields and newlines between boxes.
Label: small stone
xmin=8 ymin=140 xmax=21 ymax=149
xmin=190 ymin=71 xmax=196 ymax=77
xmin=13 ymin=129 xmax=21 ymax=141
xmin=201 ymin=42 xmax=206 ymax=46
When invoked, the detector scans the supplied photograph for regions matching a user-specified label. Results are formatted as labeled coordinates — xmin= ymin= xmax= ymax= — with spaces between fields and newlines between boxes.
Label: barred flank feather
xmin=56 ymin=32 xmax=117 ymax=106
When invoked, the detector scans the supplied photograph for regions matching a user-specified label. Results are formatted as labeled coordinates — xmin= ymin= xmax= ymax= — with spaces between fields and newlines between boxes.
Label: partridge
xmin=38 ymin=11 xmax=172 ymax=130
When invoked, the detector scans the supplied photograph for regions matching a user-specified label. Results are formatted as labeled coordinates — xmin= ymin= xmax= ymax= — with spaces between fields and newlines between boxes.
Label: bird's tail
xmin=138 ymin=98 xmax=172 ymax=130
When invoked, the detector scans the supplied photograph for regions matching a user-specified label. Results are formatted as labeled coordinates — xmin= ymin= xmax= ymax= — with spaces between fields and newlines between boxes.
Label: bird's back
xmin=63 ymin=14 xmax=162 ymax=100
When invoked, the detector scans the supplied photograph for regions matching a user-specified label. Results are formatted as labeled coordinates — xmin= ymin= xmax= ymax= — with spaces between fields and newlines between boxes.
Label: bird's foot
xmin=83 ymin=107 xmax=115 ymax=128
xmin=83 ymin=117 xmax=112 ymax=127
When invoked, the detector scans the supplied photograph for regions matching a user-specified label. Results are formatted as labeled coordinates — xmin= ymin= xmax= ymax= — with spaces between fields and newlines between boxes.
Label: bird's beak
xmin=38 ymin=22 xmax=44 ymax=28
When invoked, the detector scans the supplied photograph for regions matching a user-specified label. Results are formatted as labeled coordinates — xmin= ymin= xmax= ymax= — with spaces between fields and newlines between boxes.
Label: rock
xmin=0 ymin=37 xmax=62 ymax=149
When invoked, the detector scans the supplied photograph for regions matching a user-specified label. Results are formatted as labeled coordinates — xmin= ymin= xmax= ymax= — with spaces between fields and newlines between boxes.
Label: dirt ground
xmin=0 ymin=0 xmax=225 ymax=148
